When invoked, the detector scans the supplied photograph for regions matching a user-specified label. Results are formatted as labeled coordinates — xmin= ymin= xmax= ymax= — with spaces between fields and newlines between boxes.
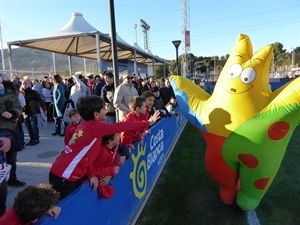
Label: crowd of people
xmin=0 ymin=70 xmax=178 ymax=224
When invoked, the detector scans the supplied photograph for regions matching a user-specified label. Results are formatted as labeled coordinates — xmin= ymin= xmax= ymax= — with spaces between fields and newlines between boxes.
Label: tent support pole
xmin=96 ymin=33 xmax=101 ymax=74
xmin=68 ymin=56 xmax=72 ymax=77
xmin=7 ymin=44 xmax=13 ymax=80
xmin=134 ymin=49 xmax=137 ymax=75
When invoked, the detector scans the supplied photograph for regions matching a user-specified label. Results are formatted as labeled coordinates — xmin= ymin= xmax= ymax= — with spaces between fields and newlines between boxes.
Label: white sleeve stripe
xmin=62 ymin=138 xmax=97 ymax=179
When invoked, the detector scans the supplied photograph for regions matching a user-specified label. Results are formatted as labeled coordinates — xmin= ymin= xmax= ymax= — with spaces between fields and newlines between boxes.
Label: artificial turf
xmin=136 ymin=122 xmax=300 ymax=225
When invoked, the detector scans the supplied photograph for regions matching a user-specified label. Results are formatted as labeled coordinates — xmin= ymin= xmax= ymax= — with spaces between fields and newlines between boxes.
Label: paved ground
xmin=6 ymin=122 xmax=64 ymax=208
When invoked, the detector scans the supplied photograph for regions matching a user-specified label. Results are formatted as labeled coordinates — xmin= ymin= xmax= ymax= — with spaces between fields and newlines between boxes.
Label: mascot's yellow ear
xmin=221 ymin=34 xmax=253 ymax=75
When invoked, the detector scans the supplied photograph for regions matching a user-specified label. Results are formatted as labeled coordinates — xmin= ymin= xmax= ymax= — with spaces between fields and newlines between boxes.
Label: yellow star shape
xmin=77 ymin=129 xmax=84 ymax=138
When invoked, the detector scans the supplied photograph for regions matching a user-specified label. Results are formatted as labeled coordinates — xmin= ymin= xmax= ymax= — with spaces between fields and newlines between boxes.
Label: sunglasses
xmin=127 ymin=77 xmax=133 ymax=80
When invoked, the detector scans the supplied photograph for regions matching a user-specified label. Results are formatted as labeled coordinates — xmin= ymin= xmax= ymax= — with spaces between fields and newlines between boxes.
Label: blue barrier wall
xmin=36 ymin=114 xmax=186 ymax=225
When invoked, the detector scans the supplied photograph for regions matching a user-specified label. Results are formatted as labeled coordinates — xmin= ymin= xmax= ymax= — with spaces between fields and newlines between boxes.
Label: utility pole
xmin=140 ymin=19 xmax=150 ymax=50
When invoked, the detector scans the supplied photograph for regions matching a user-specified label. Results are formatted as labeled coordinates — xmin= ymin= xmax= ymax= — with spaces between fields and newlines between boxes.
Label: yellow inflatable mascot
xmin=169 ymin=34 xmax=300 ymax=212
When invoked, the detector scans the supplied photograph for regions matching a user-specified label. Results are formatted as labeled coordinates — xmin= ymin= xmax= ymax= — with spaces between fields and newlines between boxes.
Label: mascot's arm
xmin=264 ymin=77 xmax=300 ymax=114
xmin=169 ymin=75 xmax=210 ymax=129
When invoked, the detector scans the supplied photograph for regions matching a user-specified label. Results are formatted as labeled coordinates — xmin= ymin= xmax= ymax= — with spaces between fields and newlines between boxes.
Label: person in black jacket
xmin=101 ymin=72 xmax=116 ymax=123
xmin=159 ymin=78 xmax=175 ymax=105
xmin=152 ymin=87 xmax=170 ymax=118
xmin=20 ymin=79 xmax=44 ymax=146
xmin=93 ymin=72 xmax=106 ymax=96
xmin=0 ymin=74 xmax=23 ymax=215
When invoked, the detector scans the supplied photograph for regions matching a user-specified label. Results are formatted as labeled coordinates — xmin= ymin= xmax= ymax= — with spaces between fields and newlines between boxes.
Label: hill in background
xmin=0 ymin=47 xmax=99 ymax=76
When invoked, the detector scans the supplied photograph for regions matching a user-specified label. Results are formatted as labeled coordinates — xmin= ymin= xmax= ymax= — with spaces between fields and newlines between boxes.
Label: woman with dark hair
xmin=52 ymin=74 xmax=66 ymax=136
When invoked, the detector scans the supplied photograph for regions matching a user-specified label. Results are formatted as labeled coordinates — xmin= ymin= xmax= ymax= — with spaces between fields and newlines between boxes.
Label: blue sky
xmin=0 ymin=0 xmax=299 ymax=60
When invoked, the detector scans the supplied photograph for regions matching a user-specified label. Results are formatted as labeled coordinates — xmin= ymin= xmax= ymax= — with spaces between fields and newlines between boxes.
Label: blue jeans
xmin=54 ymin=117 xmax=62 ymax=135
xmin=25 ymin=115 xmax=39 ymax=141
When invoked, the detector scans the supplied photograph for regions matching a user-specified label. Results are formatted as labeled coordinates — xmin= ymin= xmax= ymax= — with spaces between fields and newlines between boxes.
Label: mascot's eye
xmin=227 ymin=64 xmax=242 ymax=79
xmin=240 ymin=67 xmax=256 ymax=84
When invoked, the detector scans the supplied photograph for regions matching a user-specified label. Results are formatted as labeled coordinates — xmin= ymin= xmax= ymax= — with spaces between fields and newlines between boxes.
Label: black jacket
xmin=23 ymin=88 xmax=44 ymax=116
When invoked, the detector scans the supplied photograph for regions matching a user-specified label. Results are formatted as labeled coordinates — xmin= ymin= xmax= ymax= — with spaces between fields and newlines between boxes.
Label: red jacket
xmin=94 ymin=145 xmax=119 ymax=177
xmin=50 ymin=120 xmax=149 ymax=181
xmin=121 ymin=112 xmax=147 ymax=146
xmin=64 ymin=123 xmax=79 ymax=145
xmin=0 ymin=208 xmax=31 ymax=225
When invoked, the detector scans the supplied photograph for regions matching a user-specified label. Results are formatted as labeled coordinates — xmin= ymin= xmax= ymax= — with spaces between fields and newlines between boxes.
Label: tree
xmin=168 ymin=59 xmax=178 ymax=75
xmin=270 ymin=42 xmax=289 ymax=69
xmin=154 ymin=65 xmax=169 ymax=79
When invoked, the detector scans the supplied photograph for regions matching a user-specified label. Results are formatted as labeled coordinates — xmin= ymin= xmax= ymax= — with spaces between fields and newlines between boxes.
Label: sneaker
xmin=25 ymin=140 xmax=33 ymax=146
xmin=30 ymin=140 xmax=40 ymax=146
xmin=7 ymin=179 xmax=26 ymax=187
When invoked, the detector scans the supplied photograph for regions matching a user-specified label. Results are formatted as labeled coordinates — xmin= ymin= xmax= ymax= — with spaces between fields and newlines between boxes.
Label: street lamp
xmin=134 ymin=24 xmax=137 ymax=43
xmin=172 ymin=40 xmax=181 ymax=75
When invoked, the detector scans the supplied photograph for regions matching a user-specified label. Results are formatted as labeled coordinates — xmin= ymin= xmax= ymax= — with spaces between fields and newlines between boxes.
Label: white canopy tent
xmin=7 ymin=12 xmax=166 ymax=77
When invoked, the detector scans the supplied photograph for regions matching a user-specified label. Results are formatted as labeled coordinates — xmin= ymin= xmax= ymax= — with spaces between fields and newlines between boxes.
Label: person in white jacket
xmin=113 ymin=70 xmax=139 ymax=122
xmin=69 ymin=74 xmax=89 ymax=107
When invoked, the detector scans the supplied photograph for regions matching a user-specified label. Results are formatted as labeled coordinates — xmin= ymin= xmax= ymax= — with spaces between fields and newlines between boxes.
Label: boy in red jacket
xmin=93 ymin=133 xmax=122 ymax=199
xmin=64 ymin=108 xmax=82 ymax=145
xmin=120 ymin=97 xmax=148 ymax=150
xmin=49 ymin=96 xmax=160 ymax=200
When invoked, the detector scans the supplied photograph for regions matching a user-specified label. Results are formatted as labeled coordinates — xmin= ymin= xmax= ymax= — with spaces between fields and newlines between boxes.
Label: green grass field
xmin=136 ymin=122 xmax=300 ymax=225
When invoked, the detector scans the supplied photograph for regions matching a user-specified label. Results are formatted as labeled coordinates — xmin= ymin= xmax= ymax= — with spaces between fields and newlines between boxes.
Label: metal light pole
xmin=172 ymin=40 xmax=181 ymax=75
xmin=134 ymin=24 xmax=137 ymax=43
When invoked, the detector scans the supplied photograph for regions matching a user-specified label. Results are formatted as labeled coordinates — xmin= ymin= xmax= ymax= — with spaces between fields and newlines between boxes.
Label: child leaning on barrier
xmin=165 ymin=97 xmax=179 ymax=116
xmin=64 ymin=108 xmax=82 ymax=145
xmin=140 ymin=91 xmax=156 ymax=119
xmin=92 ymin=133 xmax=124 ymax=199
xmin=49 ymin=95 xmax=160 ymax=200
xmin=152 ymin=87 xmax=170 ymax=118
xmin=0 ymin=184 xmax=61 ymax=225
xmin=121 ymin=96 xmax=160 ymax=151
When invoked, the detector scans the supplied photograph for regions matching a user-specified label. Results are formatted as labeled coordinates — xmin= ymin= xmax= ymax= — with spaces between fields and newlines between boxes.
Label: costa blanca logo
xmin=130 ymin=129 xmax=165 ymax=199
xmin=130 ymin=143 xmax=147 ymax=199
xmin=147 ymin=129 xmax=164 ymax=170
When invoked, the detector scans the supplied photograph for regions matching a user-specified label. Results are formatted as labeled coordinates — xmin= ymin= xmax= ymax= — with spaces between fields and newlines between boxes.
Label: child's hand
xmin=47 ymin=206 xmax=61 ymax=219
xmin=148 ymin=110 xmax=161 ymax=125
xmin=114 ymin=166 xmax=120 ymax=175
xmin=101 ymin=176 xmax=112 ymax=185
xmin=128 ymin=144 xmax=134 ymax=150
xmin=138 ymin=140 xmax=144 ymax=146
xmin=90 ymin=176 xmax=99 ymax=191
xmin=119 ymin=156 xmax=126 ymax=166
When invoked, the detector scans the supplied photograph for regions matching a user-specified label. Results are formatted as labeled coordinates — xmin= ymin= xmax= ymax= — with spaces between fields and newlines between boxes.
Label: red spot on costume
xmin=268 ymin=121 xmax=290 ymax=140
xmin=254 ymin=178 xmax=270 ymax=190
xmin=238 ymin=154 xmax=258 ymax=169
